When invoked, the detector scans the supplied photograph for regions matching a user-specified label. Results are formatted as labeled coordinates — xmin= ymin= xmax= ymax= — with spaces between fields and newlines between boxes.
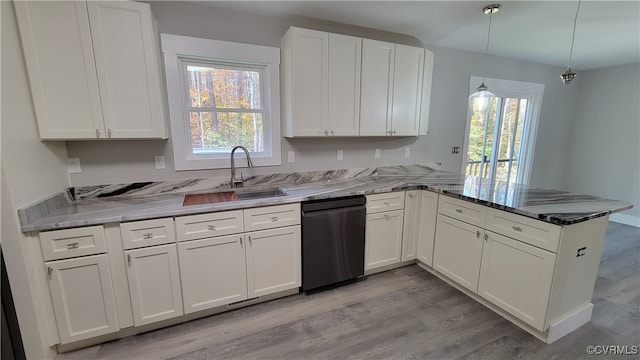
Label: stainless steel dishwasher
xmin=301 ymin=195 xmax=366 ymax=291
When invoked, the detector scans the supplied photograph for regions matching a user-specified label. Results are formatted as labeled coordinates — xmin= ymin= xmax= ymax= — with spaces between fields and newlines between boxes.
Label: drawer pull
xmin=248 ymin=236 xmax=252 ymax=245
xmin=143 ymin=232 xmax=153 ymax=239
xmin=47 ymin=266 xmax=53 ymax=279
xmin=455 ymin=209 xmax=463 ymax=214
xmin=271 ymin=216 xmax=279 ymax=222
xmin=207 ymin=225 xmax=216 ymax=231
xmin=127 ymin=254 xmax=131 ymax=266
xmin=239 ymin=237 xmax=243 ymax=247
xmin=512 ymin=226 xmax=523 ymax=232
xmin=476 ymin=230 xmax=481 ymax=238
xmin=66 ymin=242 xmax=80 ymax=249
xmin=484 ymin=233 xmax=489 ymax=242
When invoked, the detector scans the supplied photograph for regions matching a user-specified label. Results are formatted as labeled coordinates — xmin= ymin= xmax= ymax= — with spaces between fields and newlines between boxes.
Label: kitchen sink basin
xmin=182 ymin=187 xmax=286 ymax=206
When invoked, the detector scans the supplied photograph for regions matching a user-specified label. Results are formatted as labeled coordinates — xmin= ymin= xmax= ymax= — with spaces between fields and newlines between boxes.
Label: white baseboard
xmin=547 ymin=303 xmax=593 ymax=344
xmin=609 ymin=213 xmax=640 ymax=228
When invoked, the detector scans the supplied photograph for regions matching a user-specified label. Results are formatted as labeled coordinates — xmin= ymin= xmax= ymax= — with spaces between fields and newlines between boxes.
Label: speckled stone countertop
xmin=18 ymin=165 xmax=632 ymax=232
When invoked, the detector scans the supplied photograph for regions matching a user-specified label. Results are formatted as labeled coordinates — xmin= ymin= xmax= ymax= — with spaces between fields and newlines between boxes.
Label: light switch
xmin=288 ymin=151 xmax=295 ymax=163
xmin=375 ymin=149 xmax=381 ymax=159
xmin=154 ymin=156 xmax=166 ymax=169
xmin=337 ymin=150 xmax=343 ymax=161
xmin=67 ymin=158 xmax=81 ymax=174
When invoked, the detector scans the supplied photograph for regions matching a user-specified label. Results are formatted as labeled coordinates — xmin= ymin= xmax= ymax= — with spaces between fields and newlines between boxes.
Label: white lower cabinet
xmin=46 ymin=254 xmax=119 ymax=344
xmin=124 ymin=244 xmax=183 ymax=326
xmin=365 ymin=210 xmax=404 ymax=270
xmin=178 ymin=235 xmax=248 ymax=314
xmin=416 ymin=190 xmax=438 ymax=266
xmin=433 ymin=215 xmax=484 ymax=292
xmin=478 ymin=231 xmax=556 ymax=331
xmin=246 ymin=226 xmax=302 ymax=297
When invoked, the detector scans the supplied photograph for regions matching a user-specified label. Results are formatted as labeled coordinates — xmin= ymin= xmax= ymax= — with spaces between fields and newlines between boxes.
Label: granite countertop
xmin=18 ymin=165 xmax=633 ymax=232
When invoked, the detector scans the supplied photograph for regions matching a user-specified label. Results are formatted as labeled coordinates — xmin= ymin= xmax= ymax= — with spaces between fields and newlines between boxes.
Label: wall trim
xmin=609 ymin=213 xmax=640 ymax=228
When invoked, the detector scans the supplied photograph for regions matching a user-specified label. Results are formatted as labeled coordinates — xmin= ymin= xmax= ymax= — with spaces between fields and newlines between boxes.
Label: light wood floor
xmin=57 ymin=222 xmax=639 ymax=360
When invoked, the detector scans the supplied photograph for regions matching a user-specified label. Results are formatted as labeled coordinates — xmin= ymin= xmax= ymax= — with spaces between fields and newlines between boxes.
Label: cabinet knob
xmin=207 ymin=225 xmax=216 ymax=231
xmin=66 ymin=242 xmax=80 ymax=249
xmin=512 ymin=226 xmax=523 ymax=232
xmin=143 ymin=232 xmax=153 ymax=239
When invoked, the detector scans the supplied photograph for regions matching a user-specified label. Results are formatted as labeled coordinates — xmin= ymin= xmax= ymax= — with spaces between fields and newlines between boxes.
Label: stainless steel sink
xmin=183 ymin=187 xmax=286 ymax=206
xmin=236 ymin=187 xmax=286 ymax=200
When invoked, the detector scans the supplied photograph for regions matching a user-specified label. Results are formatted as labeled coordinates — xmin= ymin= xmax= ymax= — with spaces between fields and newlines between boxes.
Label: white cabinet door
xmin=328 ymin=34 xmax=361 ymax=136
xmin=391 ymin=45 xmax=424 ymax=136
xmin=360 ymin=39 xmax=395 ymax=136
xmin=246 ymin=226 xmax=301 ymax=297
xmin=401 ymin=191 xmax=421 ymax=261
xmin=88 ymin=1 xmax=166 ymax=139
xmin=14 ymin=1 xmax=104 ymax=139
xmin=433 ymin=215 xmax=484 ymax=292
xmin=416 ymin=190 xmax=438 ymax=266
xmin=125 ymin=244 xmax=183 ymax=326
xmin=365 ymin=210 xmax=404 ymax=270
xmin=478 ymin=231 xmax=556 ymax=331
xmin=282 ymin=27 xmax=328 ymax=137
xmin=178 ymin=235 xmax=247 ymax=313
xmin=46 ymin=254 xmax=119 ymax=344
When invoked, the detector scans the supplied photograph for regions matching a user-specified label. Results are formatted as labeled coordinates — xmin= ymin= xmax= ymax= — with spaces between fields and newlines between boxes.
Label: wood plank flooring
xmin=56 ymin=222 xmax=639 ymax=360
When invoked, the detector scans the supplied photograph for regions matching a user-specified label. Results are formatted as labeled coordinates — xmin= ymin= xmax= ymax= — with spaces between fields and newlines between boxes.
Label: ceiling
xmin=198 ymin=1 xmax=640 ymax=70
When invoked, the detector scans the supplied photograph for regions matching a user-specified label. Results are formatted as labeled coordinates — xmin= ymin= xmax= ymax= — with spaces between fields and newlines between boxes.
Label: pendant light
xmin=470 ymin=4 xmax=500 ymax=112
xmin=561 ymin=0 xmax=582 ymax=84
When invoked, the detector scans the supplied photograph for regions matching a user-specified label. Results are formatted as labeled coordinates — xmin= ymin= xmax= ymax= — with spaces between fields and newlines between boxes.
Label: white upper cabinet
xmin=282 ymin=28 xmax=361 ymax=137
xmin=15 ymin=1 xmax=167 ymax=140
xmin=360 ymin=40 xmax=425 ymax=136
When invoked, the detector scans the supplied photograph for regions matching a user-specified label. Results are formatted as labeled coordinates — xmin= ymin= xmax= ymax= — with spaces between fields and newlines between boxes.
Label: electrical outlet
xmin=67 ymin=158 xmax=81 ymax=174
xmin=154 ymin=155 xmax=166 ymax=169
xmin=451 ymin=146 xmax=461 ymax=154
xmin=375 ymin=148 xmax=381 ymax=159
xmin=404 ymin=148 xmax=410 ymax=158
xmin=337 ymin=150 xmax=343 ymax=161
xmin=288 ymin=151 xmax=295 ymax=163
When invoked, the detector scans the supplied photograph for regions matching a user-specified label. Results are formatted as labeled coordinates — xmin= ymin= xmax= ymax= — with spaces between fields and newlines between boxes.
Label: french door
xmin=463 ymin=77 xmax=545 ymax=186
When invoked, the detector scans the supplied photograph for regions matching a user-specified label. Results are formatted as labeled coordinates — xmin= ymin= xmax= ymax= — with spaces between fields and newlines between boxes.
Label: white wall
xmin=66 ymin=1 xmax=579 ymax=189
xmin=564 ymin=63 xmax=640 ymax=220
xmin=1 ymin=1 xmax=69 ymax=358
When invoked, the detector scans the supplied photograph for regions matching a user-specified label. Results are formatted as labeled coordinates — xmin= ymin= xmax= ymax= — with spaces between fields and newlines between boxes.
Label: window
xmin=161 ymin=34 xmax=281 ymax=170
xmin=463 ymin=77 xmax=544 ymax=185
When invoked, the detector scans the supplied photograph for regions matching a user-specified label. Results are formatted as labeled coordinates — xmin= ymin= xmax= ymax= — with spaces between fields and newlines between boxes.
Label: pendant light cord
xmin=567 ymin=0 xmax=582 ymax=67
xmin=481 ymin=9 xmax=494 ymax=82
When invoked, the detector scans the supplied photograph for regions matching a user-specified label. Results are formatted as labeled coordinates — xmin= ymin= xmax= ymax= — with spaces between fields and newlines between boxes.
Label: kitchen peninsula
xmin=17 ymin=165 xmax=632 ymax=351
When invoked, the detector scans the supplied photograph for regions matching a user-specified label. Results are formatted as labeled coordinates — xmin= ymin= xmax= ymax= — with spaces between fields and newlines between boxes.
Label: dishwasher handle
xmin=301 ymin=195 xmax=366 ymax=213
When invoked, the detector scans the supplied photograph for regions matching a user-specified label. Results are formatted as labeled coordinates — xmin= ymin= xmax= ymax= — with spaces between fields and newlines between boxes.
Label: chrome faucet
xmin=230 ymin=145 xmax=254 ymax=188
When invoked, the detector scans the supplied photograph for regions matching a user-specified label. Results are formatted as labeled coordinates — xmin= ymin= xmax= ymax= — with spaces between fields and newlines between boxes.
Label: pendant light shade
xmin=469 ymin=4 xmax=500 ymax=111
xmin=562 ymin=0 xmax=581 ymax=84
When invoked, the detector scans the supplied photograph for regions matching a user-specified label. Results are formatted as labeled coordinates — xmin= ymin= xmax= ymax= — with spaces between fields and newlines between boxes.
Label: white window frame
xmin=161 ymin=34 xmax=281 ymax=171
xmin=462 ymin=77 xmax=545 ymax=185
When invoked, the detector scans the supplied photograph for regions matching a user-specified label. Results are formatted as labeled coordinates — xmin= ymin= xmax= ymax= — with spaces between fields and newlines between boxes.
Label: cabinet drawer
xmin=175 ymin=210 xmax=244 ymax=241
xmin=40 ymin=225 xmax=107 ymax=261
xmin=244 ymin=204 xmax=301 ymax=232
xmin=121 ymin=218 xmax=176 ymax=250
xmin=485 ymin=209 xmax=561 ymax=253
xmin=438 ymin=196 xmax=487 ymax=227
xmin=366 ymin=192 xmax=405 ymax=214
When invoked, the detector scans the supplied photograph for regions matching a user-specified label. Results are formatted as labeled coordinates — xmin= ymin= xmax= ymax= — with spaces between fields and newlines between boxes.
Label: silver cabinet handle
xmin=239 ymin=237 xmax=243 ymax=247
xmin=143 ymin=232 xmax=153 ymax=239
xmin=108 ymin=129 xmax=112 ymax=138
xmin=127 ymin=254 xmax=131 ymax=266
xmin=476 ymin=230 xmax=481 ymax=238
xmin=392 ymin=130 xmax=396 ymax=135
xmin=271 ymin=216 xmax=279 ymax=222
xmin=484 ymin=233 xmax=489 ymax=242
xmin=96 ymin=129 xmax=101 ymax=138
xmin=324 ymin=129 xmax=329 ymax=136
xmin=66 ymin=242 xmax=79 ymax=249
xmin=512 ymin=226 xmax=523 ymax=232
xmin=455 ymin=209 xmax=463 ymax=214
xmin=330 ymin=129 xmax=334 ymax=135
xmin=207 ymin=225 xmax=216 ymax=231
xmin=387 ymin=129 xmax=393 ymax=135
xmin=47 ymin=266 xmax=53 ymax=279
xmin=248 ymin=236 xmax=252 ymax=245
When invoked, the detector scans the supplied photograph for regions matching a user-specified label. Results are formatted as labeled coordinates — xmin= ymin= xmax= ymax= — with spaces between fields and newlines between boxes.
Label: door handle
xmin=66 ymin=242 xmax=80 ymax=249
